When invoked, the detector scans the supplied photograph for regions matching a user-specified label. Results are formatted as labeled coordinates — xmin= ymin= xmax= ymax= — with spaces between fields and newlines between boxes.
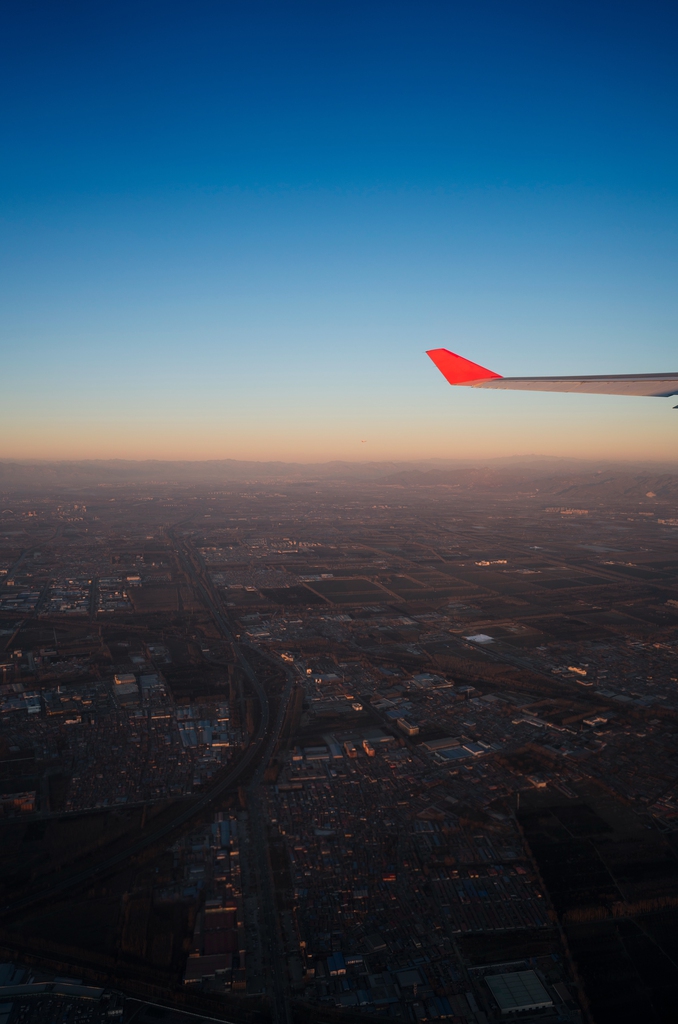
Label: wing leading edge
xmin=426 ymin=348 xmax=678 ymax=398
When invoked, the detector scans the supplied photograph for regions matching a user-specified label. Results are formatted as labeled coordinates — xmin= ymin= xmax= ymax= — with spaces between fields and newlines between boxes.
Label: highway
xmin=1 ymin=526 xmax=296 ymax=1023
xmin=244 ymin=644 xmax=295 ymax=1024
xmin=173 ymin=533 xmax=295 ymax=1024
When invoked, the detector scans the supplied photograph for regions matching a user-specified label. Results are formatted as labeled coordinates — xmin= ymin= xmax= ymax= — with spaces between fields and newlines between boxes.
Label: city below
xmin=0 ymin=457 xmax=676 ymax=1024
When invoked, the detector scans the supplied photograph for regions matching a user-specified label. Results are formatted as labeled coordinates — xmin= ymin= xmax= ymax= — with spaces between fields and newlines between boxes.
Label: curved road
xmin=174 ymin=534 xmax=295 ymax=1024
xmin=1 ymin=681 xmax=269 ymax=916
xmin=2 ymin=527 xmax=296 ymax=1024
xmin=1 ymin=532 xmax=271 ymax=915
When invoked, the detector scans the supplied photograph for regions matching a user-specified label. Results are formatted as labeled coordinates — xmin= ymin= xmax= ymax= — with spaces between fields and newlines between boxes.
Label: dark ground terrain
xmin=0 ymin=457 xmax=676 ymax=1022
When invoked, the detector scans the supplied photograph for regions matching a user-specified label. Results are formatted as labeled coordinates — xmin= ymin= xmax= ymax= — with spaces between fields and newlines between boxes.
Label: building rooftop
xmin=485 ymin=969 xmax=553 ymax=1014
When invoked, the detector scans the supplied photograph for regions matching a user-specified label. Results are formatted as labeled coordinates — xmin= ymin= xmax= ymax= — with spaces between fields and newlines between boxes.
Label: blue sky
xmin=2 ymin=0 xmax=677 ymax=461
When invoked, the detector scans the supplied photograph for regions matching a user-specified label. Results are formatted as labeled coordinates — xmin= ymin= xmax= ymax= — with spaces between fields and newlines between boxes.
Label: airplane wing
xmin=426 ymin=348 xmax=678 ymax=398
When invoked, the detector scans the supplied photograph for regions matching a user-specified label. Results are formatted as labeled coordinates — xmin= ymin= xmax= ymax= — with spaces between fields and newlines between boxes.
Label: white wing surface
xmin=427 ymin=348 xmax=678 ymax=398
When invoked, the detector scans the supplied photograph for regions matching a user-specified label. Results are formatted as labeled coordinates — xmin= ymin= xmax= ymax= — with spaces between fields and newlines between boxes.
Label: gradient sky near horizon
xmin=2 ymin=0 xmax=678 ymax=463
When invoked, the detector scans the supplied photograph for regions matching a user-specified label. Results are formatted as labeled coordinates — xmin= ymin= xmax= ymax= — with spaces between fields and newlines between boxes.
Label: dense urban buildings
xmin=0 ymin=458 xmax=676 ymax=1024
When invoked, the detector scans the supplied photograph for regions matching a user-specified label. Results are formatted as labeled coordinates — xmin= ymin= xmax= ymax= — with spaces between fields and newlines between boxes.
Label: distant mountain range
xmin=0 ymin=456 xmax=676 ymax=500
xmin=381 ymin=465 xmax=678 ymax=501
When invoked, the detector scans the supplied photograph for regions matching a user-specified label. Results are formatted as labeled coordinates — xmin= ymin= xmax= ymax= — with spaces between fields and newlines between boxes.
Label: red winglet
xmin=426 ymin=348 xmax=502 ymax=385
